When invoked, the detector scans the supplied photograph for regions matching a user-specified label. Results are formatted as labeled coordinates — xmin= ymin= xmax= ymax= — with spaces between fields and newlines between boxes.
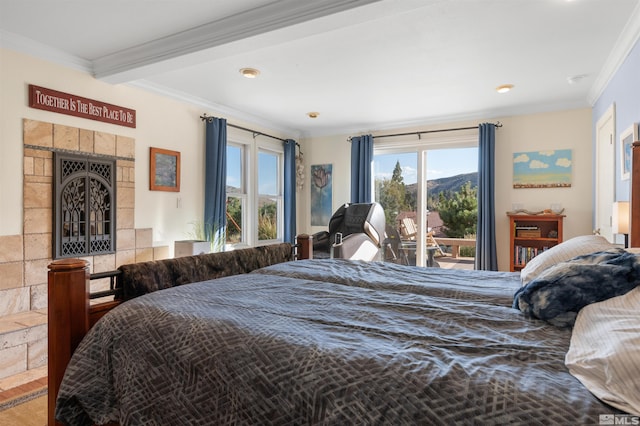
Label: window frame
xmin=373 ymin=131 xmax=478 ymax=266
xmin=225 ymin=142 xmax=247 ymax=245
xmin=225 ymin=131 xmax=284 ymax=249
xmin=256 ymin=146 xmax=284 ymax=244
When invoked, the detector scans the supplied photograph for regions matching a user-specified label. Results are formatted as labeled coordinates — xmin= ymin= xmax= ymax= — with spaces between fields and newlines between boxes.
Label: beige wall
xmin=299 ymin=109 xmax=594 ymax=271
xmin=495 ymin=110 xmax=593 ymax=270
xmin=1 ymin=48 xmax=204 ymax=246
xmin=0 ymin=48 xmax=290 ymax=247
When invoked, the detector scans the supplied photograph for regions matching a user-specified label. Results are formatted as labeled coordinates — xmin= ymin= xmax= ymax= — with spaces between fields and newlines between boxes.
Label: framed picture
xmin=310 ymin=164 xmax=333 ymax=226
xmin=512 ymin=149 xmax=572 ymax=188
xmin=620 ymin=123 xmax=638 ymax=180
xmin=150 ymin=147 xmax=180 ymax=191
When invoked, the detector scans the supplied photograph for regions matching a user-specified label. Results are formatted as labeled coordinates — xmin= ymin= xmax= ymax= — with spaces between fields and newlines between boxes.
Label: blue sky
xmin=374 ymin=147 xmax=478 ymax=184
xmin=227 ymin=145 xmax=242 ymax=190
xmin=227 ymin=146 xmax=479 ymax=193
xmin=227 ymin=146 xmax=279 ymax=195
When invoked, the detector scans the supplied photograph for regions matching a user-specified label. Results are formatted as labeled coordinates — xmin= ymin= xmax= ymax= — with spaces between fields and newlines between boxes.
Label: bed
xmin=47 ymin=142 xmax=640 ymax=425
xmin=51 ymin=247 xmax=638 ymax=425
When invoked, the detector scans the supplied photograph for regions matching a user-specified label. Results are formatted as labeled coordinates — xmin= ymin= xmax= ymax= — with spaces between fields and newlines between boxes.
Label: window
xmin=226 ymin=136 xmax=283 ymax=247
xmin=226 ymin=144 xmax=245 ymax=244
xmin=374 ymin=135 xmax=478 ymax=266
xmin=257 ymin=149 xmax=281 ymax=242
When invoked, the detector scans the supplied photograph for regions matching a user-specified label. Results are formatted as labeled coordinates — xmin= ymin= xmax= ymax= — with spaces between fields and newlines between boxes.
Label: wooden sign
xmin=28 ymin=84 xmax=136 ymax=128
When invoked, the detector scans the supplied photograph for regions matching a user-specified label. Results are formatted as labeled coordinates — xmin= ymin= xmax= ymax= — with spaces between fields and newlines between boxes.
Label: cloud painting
xmin=513 ymin=149 xmax=572 ymax=188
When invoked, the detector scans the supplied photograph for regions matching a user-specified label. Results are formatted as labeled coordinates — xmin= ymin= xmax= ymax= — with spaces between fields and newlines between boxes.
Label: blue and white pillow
xmin=513 ymin=248 xmax=640 ymax=327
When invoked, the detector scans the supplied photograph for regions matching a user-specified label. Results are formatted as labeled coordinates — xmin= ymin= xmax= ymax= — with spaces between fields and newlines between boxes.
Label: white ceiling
xmin=1 ymin=0 xmax=639 ymax=138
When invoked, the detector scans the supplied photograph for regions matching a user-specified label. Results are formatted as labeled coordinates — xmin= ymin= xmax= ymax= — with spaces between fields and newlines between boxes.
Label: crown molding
xmin=0 ymin=30 xmax=92 ymax=72
xmin=129 ymin=80 xmax=303 ymax=140
xmin=587 ymin=1 xmax=640 ymax=105
xmin=93 ymin=0 xmax=381 ymax=83
xmin=298 ymin=99 xmax=589 ymax=139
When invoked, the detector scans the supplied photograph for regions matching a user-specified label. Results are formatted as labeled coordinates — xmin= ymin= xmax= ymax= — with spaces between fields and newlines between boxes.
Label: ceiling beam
xmin=93 ymin=0 xmax=382 ymax=83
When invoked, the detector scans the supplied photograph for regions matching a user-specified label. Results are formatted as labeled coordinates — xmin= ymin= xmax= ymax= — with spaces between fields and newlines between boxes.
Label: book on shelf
xmin=514 ymin=245 xmax=550 ymax=266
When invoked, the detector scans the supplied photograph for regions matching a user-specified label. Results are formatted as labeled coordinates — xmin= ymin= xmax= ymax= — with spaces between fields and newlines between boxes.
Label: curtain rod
xmin=200 ymin=113 xmax=300 ymax=149
xmin=349 ymin=121 xmax=503 ymax=141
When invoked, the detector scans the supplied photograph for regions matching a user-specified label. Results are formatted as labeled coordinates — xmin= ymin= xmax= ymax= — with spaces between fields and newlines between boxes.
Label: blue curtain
xmin=475 ymin=123 xmax=498 ymax=270
xmin=204 ymin=117 xmax=227 ymax=251
xmin=350 ymin=134 xmax=373 ymax=203
xmin=283 ymin=139 xmax=297 ymax=243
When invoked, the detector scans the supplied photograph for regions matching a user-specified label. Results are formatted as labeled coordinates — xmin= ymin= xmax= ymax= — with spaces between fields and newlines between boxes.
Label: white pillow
xmin=565 ymin=286 xmax=640 ymax=416
xmin=520 ymin=235 xmax=614 ymax=285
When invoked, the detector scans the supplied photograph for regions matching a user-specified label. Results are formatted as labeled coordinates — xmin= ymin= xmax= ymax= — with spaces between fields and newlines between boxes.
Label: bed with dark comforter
xmin=56 ymin=259 xmax=623 ymax=425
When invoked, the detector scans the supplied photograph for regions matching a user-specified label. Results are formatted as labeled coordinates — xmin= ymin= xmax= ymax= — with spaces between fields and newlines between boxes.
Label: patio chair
xmin=400 ymin=217 xmax=445 ymax=257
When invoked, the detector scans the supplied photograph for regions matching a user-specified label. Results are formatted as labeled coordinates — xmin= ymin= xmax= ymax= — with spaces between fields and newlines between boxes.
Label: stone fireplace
xmin=53 ymin=152 xmax=116 ymax=259
xmin=0 ymin=119 xmax=168 ymax=388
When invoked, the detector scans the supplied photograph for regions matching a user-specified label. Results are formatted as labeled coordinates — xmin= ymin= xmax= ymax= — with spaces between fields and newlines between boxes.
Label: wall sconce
xmin=612 ymin=201 xmax=630 ymax=248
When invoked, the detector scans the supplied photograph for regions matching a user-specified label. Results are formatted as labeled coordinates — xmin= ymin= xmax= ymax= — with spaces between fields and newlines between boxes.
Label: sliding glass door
xmin=374 ymin=144 xmax=478 ymax=267
xmin=374 ymin=151 xmax=420 ymax=265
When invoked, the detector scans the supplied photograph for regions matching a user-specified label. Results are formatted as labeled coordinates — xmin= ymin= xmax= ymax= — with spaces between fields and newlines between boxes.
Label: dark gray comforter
xmin=56 ymin=259 xmax=620 ymax=425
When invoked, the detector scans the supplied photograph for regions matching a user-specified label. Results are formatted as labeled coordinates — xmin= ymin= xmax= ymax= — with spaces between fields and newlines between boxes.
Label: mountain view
xmin=406 ymin=171 xmax=478 ymax=202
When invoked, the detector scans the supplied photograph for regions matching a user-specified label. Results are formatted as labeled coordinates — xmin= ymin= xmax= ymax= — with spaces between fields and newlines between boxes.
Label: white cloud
xmin=539 ymin=150 xmax=556 ymax=156
xmin=556 ymin=157 xmax=572 ymax=168
xmin=529 ymin=160 xmax=549 ymax=169
xmin=402 ymin=165 xmax=417 ymax=182
xmin=514 ymin=153 xmax=529 ymax=163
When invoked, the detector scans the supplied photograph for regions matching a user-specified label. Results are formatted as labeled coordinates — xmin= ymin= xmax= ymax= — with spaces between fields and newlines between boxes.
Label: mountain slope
xmin=427 ymin=172 xmax=478 ymax=196
xmin=405 ymin=172 xmax=478 ymax=201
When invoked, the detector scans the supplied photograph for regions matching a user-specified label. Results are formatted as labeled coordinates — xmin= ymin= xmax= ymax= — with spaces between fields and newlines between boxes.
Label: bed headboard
xmin=117 ymin=242 xmax=294 ymax=300
xmin=47 ymin=241 xmax=303 ymax=425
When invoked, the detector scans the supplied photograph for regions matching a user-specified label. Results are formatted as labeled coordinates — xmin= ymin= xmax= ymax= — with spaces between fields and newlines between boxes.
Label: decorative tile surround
xmin=0 ymin=119 xmax=169 ymax=386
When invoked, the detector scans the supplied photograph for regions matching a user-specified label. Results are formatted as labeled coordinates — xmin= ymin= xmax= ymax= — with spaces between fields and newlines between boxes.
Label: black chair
xmin=312 ymin=202 xmax=386 ymax=261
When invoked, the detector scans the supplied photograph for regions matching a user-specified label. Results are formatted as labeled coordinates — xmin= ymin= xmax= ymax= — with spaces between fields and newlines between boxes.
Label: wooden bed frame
xmin=47 ymin=236 xmax=314 ymax=425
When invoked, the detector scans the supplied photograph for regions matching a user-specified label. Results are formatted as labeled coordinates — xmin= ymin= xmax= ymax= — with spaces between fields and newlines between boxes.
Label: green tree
xmin=376 ymin=160 xmax=413 ymax=224
xmin=258 ymin=201 xmax=277 ymax=240
xmin=437 ymin=181 xmax=477 ymax=237
xmin=391 ymin=161 xmax=403 ymax=183
xmin=226 ymin=197 xmax=242 ymax=243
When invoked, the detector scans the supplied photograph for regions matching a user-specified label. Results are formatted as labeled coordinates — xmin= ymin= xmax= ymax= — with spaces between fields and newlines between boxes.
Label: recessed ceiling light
xmin=496 ymin=84 xmax=514 ymax=94
xmin=307 ymin=112 xmax=320 ymax=119
xmin=239 ymin=68 xmax=260 ymax=78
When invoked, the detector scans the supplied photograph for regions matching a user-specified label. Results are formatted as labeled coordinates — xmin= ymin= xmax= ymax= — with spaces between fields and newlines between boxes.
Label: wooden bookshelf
xmin=508 ymin=213 xmax=564 ymax=272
